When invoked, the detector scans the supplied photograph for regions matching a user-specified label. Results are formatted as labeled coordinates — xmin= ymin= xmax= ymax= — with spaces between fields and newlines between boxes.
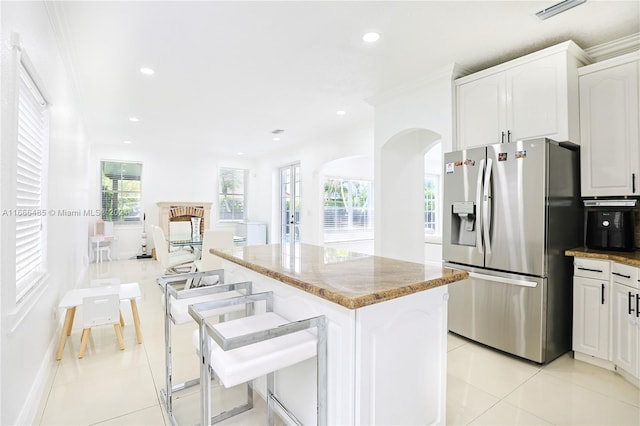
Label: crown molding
xmin=43 ymin=1 xmax=85 ymax=118
xmin=585 ymin=32 xmax=640 ymax=62
xmin=366 ymin=63 xmax=463 ymax=106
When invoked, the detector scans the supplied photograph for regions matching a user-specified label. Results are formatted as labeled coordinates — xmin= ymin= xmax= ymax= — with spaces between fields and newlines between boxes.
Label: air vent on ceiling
xmin=536 ymin=0 xmax=586 ymax=20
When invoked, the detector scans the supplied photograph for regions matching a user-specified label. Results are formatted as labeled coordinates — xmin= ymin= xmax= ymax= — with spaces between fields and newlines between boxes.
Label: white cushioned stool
xmin=189 ymin=291 xmax=327 ymax=426
xmin=157 ymin=269 xmax=253 ymax=425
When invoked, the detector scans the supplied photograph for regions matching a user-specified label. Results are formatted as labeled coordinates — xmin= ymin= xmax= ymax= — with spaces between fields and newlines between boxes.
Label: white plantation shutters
xmin=15 ymin=61 xmax=49 ymax=301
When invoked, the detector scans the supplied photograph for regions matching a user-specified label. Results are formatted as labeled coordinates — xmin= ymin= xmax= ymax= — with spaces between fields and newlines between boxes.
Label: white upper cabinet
xmin=579 ymin=53 xmax=640 ymax=197
xmin=455 ymin=41 xmax=589 ymax=150
xmin=457 ymin=72 xmax=505 ymax=148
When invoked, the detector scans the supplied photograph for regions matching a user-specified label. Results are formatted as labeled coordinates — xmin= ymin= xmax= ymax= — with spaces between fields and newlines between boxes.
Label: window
xmin=424 ymin=174 xmax=439 ymax=234
xmin=219 ymin=168 xmax=247 ymax=222
xmin=15 ymin=60 xmax=49 ymax=302
xmin=101 ymin=161 xmax=142 ymax=222
xmin=323 ymin=177 xmax=373 ymax=242
xmin=424 ymin=142 xmax=442 ymax=239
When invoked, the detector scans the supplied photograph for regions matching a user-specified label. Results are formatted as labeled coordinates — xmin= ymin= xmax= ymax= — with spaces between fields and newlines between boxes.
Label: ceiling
xmin=54 ymin=1 xmax=639 ymax=159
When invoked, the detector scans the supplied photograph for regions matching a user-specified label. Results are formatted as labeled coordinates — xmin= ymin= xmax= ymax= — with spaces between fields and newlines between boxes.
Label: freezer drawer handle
xmin=468 ymin=272 xmax=538 ymax=288
xmin=612 ymin=272 xmax=631 ymax=279
xmin=629 ymin=292 xmax=635 ymax=315
xmin=577 ymin=267 xmax=604 ymax=273
xmin=601 ymin=283 xmax=605 ymax=305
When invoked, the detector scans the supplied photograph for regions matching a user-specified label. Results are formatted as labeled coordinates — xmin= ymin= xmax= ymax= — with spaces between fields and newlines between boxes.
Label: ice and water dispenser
xmin=450 ymin=201 xmax=476 ymax=246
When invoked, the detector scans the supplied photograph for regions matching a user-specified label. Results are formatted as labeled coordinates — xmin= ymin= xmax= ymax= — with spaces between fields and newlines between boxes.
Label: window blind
xmin=100 ymin=161 xmax=142 ymax=222
xmin=15 ymin=61 xmax=48 ymax=301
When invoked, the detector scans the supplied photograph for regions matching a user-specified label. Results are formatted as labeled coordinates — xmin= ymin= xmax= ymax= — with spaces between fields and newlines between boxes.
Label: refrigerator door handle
xmin=482 ymin=158 xmax=493 ymax=255
xmin=468 ymin=272 xmax=538 ymax=288
xmin=476 ymin=159 xmax=485 ymax=254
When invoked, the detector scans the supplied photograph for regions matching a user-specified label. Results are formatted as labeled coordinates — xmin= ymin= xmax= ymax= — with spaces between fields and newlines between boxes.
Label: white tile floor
xmin=36 ymin=259 xmax=640 ymax=425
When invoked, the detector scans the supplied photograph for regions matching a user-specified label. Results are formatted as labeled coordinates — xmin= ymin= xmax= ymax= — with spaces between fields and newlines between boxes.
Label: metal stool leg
xmin=158 ymin=269 xmax=251 ymax=425
xmin=191 ymin=293 xmax=327 ymax=426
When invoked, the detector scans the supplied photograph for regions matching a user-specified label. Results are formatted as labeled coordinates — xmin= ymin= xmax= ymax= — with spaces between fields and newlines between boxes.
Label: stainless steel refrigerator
xmin=443 ymin=138 xmax=582 ymax=363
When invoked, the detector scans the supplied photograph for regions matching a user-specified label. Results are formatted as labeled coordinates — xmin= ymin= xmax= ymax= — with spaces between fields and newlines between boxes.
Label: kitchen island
xmin=210 ymin=243 xmax=468 ymax=425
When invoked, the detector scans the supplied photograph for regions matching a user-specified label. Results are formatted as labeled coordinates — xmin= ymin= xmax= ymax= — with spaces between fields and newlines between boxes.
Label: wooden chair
xmin=78 ymin=293 xmax=124 ymax=358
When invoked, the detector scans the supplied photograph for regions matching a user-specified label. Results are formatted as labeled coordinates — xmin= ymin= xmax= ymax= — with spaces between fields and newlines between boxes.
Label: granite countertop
xmin=565 ymin=247 xmax=640 ymax=267
xmin=211 ymin=243 xmax=468 ymax=309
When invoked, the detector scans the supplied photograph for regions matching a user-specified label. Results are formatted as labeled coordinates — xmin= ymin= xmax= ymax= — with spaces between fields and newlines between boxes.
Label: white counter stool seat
xmin=156 ymin=269 xmax=253 ymax=425
xmin=189 ymin=292 xmax=327 ymax=426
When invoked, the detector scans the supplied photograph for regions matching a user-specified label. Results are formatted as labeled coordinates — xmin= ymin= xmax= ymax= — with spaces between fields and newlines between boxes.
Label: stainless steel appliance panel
xmin=443 ymin=147 xmax=486 ymax=268
xmin=485 ymin=140 xmax=547 ymax=276
xmin=447 ymin=266 xmax=547 ymax=363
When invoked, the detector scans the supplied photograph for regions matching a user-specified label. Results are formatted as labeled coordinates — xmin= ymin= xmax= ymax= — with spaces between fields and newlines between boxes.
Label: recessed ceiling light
xmin=129 ymin=117 xmax=140 ymax=122
xmin=362 ymin=32 xmax=380 ymax=43
xmin=123 ymin=140 xmax=132 ymax=144
xmin=336 ymin=110 xmax=346 ymax=116
xmin=140 ymin=67 xmax=155 ymax=75
xmin=237 ymin=151 xmax=244 ymax=156
xmin=273 ymin=137 xmax=280 ymax=141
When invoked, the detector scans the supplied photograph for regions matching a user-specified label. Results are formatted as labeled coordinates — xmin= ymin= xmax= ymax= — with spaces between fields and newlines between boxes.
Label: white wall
xmin=88 ymin=144 xmax=257 ymax=258
xmin=88 ymin=119 xmax=373 ymax=257
xmin=371 ymin=65 xmax=462 ymax=263
xmin=321 ymin=155 xmax=373 ymax=180
xmin=253 ymin=123 xmax=374 ymax=246
xmin=0 ymin=2 xmax=90 ymax=424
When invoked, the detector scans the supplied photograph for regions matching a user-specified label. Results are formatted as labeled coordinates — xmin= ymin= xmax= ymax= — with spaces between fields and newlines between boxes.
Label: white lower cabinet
xmin=611 ymin=262 xmax=640 ymax=384
xmin=572 ymin=258 xmax=640 ymax=387
xmin=572 ymin=259 xmax=611 ymax=363
xmin=573 ymin=276 xmax=611 ymax=360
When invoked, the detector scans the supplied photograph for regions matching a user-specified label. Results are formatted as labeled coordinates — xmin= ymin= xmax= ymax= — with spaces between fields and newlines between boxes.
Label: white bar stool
xmin=189 ymin=292 xmax=327 ymax=426
xmin=157 ymin=269 xmax=253 ymax=425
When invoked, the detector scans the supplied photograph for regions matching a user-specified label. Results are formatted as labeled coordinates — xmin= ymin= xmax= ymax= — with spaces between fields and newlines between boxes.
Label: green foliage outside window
xmin=219 ymin=168 xmax=247 ymax=221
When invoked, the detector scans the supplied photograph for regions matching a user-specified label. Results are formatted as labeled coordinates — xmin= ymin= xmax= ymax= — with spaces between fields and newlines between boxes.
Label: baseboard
xmin=15 ymin=319 xmax=61 ymax=425
xmin=15 ymin=266 xmax=88 ymax=425
xmin=615 ymin=366 xmax=640 ymax=389
xmin=573 ymin=351 xmax=615 ymax=371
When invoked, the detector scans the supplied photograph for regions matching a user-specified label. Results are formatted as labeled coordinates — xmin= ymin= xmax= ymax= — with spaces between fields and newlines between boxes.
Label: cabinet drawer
xmin=611 ymin=262 xmax=639 ymax=289
xmin=574 ymin=258 xmax=610 ymax=279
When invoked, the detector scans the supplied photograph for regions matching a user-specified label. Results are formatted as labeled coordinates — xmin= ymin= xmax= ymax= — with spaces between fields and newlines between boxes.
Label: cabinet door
xmin=580 ymin=61 xmax=639 ymax=197
xmin=507 ymin=54 xmax=567 ymax=142
xmin=612 ymin=283 xmax=639 ymax=377
xmin=573 ymin=276 xmax=610 ymax=360
xmin=456 ymin=72 xmax=506 ymax=149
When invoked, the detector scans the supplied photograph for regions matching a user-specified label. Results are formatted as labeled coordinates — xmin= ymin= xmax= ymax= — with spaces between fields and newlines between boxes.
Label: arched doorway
xmin=375 ymin=128 xmax=441 ymax=263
